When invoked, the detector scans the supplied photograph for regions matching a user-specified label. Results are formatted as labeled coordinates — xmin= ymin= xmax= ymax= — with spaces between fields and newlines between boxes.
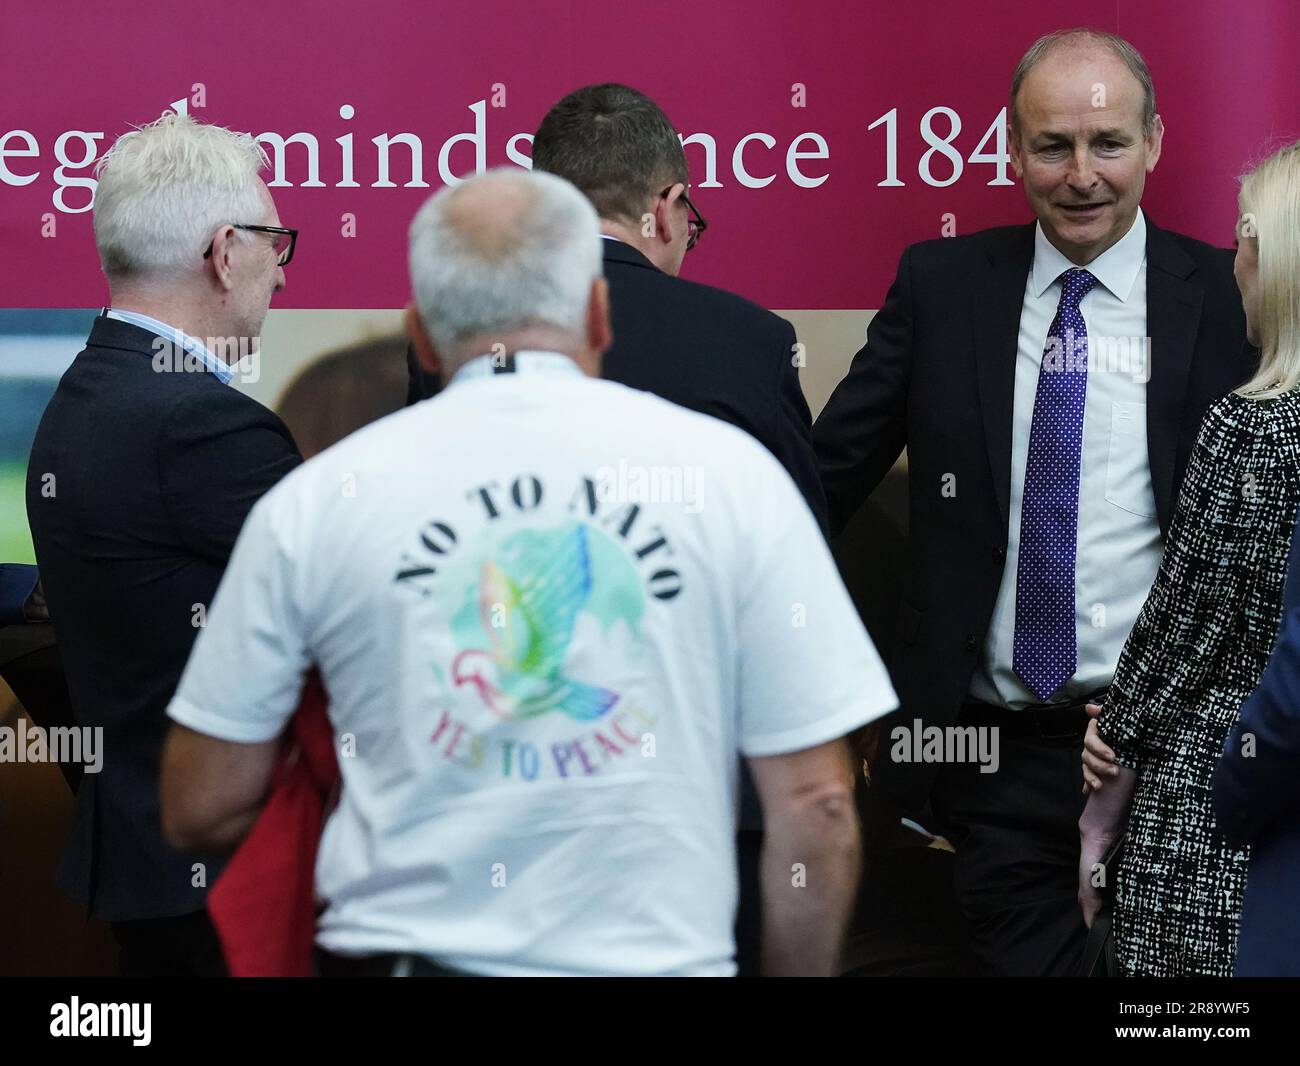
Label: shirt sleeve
xmin=166 ymin=485 xmax=310 ymax=743
xmin=735 ymin=448 xmax=897 ymax=757
xmin=1100 ymin=392 xmax=1289 ymax=769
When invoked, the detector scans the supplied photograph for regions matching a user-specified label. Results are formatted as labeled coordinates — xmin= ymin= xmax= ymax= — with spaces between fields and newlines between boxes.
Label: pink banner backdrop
xmin=1 ymin=0 xmax=1297 ymax=309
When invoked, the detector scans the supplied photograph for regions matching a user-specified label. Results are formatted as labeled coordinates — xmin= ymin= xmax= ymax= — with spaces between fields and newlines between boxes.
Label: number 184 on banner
xmin=868 ymin=106 xmax=1015 ymax=188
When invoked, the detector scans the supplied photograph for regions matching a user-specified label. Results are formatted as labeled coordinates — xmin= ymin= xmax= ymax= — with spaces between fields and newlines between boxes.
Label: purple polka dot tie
xmin=1013 ymin=267 xmax=1097 ymax=702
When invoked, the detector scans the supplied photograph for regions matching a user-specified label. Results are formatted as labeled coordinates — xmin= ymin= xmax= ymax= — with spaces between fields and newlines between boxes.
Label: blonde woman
xmin=1078 ymin=140 xmax=1300 ymax=976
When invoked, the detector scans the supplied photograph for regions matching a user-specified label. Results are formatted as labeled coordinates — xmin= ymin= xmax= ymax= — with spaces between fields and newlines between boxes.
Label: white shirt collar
xmin=1030 ymin=207 xmax=1146 ymax=303
xmin=449 ymin=349 xmax=584 ymax=386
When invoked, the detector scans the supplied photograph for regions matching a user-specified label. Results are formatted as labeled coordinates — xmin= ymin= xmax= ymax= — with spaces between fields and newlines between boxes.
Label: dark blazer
xmin=25 ymin=314 xmax=301 ymax=921
xmin=814 ymin=217 xmax=1253 ymax=815
xmin=406 ymin=239 xmax=827 ymax=529
xmin=1214 ymin=511 xmax=1300 ymax=976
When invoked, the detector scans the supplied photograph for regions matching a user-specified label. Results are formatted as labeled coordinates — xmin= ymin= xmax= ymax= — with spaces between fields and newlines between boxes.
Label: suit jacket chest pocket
xmin=1105 ymin=400 xmax=1158 ymax=518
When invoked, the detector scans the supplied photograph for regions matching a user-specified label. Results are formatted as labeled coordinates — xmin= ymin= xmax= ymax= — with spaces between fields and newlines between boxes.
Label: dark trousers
xmin=734 ymin=829 xmax=763 ymax=976
xmin=928 ymin=703 xmax=1089 ymax=977
xmin=110 ymin=909 xmax=227 ymax=977
xmin=841 ymin=783 xmax=979 ymax=976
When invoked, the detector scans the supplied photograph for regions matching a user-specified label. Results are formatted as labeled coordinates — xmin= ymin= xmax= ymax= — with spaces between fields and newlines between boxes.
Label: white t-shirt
xmin=168 ymin=354 xmax=897 ymax=976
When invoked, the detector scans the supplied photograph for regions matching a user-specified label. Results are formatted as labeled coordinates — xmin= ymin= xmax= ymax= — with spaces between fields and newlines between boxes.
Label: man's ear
xmin=207 ymin=224 xmax=239 ymax=291
xmin=403 ymin=304 xmax=441 ymax=375
xmin=587 ymin=277 xmax=612 ymax=355
xmin=652 ymin=183 xmax=683 ymax=247
xmin=1144 ymin=114 xmax=1165 ymax=173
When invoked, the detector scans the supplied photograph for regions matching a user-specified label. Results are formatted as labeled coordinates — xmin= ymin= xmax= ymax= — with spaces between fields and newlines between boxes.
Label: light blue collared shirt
xmin=103 ymin=307 xmax=234 ymax=385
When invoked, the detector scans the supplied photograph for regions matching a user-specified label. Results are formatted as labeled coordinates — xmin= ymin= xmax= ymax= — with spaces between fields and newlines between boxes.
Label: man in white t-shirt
xmin=160 ymin=167 xmax=897 ymax=976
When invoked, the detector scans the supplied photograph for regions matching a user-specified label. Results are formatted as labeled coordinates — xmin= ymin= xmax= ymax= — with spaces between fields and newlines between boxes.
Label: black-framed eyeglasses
xmin=660 ymin=185 xmax=708 ymax=251
xmin=203 ymin=224 xmax=298 ymax=267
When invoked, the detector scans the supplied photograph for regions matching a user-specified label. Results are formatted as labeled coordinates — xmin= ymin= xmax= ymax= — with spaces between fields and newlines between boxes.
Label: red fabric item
xmin=207 ymin=671 xmax=338 ymax=976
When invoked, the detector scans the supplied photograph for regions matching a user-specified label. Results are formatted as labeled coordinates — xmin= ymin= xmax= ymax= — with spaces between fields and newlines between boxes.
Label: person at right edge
xmin=812 ymin=28 xmax=1252 ymax=976
xmin=1081 ymin=139 xmax=1300 ymax=976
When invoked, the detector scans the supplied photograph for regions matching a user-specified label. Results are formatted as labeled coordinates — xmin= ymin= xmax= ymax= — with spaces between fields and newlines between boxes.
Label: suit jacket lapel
xmin=974 ymin=224 xmax=1036 ymax=532
xmin=1143 ymin=219 xmax=1201 ymax=535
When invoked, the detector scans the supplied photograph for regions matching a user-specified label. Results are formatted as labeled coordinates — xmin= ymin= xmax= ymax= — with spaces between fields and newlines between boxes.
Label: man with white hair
xmin=160 ymin=167 xmax=897 ymax=976
xmin=25 ymin=111 xmax=301 ymax=975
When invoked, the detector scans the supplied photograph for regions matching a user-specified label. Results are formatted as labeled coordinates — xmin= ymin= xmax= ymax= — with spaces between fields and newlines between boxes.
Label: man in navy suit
xmin=1214 ymin=513 xmax=1300 ymax=976
xmin=25 ymin=110 xmax=301 ymax=975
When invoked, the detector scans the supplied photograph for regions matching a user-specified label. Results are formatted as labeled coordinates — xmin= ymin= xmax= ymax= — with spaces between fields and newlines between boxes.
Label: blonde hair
xmin=93 ymin=110 xmax=268 ymax=280
xmin=1236 ymin=140 xmax=1300 ymax=399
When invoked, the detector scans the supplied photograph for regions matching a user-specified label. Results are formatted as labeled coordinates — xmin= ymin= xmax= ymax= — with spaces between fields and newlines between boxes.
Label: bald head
xmin=440 ymin=171 xmax=542 ymax=263
xmin=406 ymin=167 xmax=608 ymax=378
xmin=1011 ymin=28 xmax=1156 ymax=140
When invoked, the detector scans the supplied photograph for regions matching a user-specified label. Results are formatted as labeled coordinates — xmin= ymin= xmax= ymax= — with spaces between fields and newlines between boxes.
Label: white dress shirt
xmin=969 ymin=209 xmax=1164 ymax=709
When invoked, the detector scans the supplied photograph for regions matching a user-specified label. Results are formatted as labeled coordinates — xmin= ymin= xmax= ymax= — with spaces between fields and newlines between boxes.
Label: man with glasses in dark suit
xmin=25 ymin=110 xmax=301 ymax=976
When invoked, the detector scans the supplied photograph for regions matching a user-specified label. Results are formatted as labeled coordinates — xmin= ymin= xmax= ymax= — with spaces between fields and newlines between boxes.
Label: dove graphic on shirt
xmin=451 ymin=523 xmax=623 ymax=722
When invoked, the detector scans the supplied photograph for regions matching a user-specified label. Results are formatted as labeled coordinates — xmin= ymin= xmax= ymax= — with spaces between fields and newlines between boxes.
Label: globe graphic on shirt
xmin=449 ymin=521 xmax=645 ymax=722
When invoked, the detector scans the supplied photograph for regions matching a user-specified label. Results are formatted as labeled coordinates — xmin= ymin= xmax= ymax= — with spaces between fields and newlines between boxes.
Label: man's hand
xmin=1082 ymin=703 xmax=1118 ymax=794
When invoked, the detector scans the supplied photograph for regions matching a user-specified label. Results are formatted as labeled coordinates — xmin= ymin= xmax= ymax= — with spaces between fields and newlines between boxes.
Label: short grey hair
xmin=93 ymin=110 xmax=268 ymax=279
xmin=408 ymin=167 xmax=601 ymax=353
xmin=1011 ymin=28 xmax=1157 ymax=139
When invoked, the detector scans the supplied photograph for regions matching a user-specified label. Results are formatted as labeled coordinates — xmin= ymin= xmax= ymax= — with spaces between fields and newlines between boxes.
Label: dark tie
xmin=1012 ymin=267 xmax=1097 ymax=702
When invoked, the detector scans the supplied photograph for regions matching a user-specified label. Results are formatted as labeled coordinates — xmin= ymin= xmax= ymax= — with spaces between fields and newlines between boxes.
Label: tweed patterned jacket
xmin=1099 ymin=385 xmax=1300 ymax=976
